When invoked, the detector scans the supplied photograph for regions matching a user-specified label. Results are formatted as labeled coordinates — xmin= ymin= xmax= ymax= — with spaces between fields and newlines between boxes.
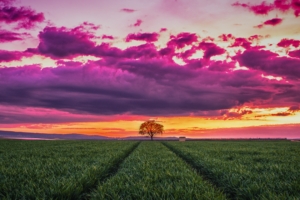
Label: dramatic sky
xmin=1 ymin=0 xmax=300 ymax=138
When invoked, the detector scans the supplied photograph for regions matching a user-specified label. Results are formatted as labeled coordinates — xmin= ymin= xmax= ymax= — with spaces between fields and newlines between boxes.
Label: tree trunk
xmin=151 ymin=136 xmax=153 ymax=141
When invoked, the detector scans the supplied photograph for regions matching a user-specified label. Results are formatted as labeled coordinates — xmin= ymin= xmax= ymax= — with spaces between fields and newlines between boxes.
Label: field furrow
xmin=91 ymin=142 xmax=227 ymax=200
xmin=0 ymin=140 xmax=139 ymax=200
xmin=164 ymin=141 xmax=300 ymax=200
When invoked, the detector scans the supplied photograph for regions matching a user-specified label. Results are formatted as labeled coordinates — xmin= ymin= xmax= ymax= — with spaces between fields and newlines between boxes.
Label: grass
xmin=0 ymin=140 xmax=138 ymax=199
xmin=91 ymin=142 xmax=227 ymax=200
xmin=1 ymin=140 xmax=299 ymax=199
xmin=164 ymin=140 xmax=300 ymax=199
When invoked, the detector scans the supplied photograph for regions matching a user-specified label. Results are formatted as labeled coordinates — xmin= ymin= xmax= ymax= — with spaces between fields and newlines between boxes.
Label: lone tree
xmin=139 ymin=120 xmax=164 ymax=141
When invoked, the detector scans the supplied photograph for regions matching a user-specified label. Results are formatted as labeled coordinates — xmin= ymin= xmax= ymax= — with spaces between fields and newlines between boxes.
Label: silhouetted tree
xmin=139 ymin=120 xmax=164 ymax=141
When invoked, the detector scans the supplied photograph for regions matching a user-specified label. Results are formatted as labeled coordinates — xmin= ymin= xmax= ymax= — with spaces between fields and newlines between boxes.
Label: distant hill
xmin=0 ymin=130 xmax=111 ymax=140
xmin=0 ymin=130 xmax=180 ymax=140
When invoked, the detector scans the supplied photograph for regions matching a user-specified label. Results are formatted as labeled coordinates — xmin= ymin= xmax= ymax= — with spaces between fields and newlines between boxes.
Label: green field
xmin=0 ymin=140 xmax=299 ymax=199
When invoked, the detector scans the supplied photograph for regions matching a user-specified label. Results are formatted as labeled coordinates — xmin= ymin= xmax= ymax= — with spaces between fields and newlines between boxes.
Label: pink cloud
xmin=121 ymin=8 xmax=136 ymax=13
xmin=288 ymin=49 xmax=300 ymax=58
xmin=291 ymin=0 xmax=300 ymax=16
xmin=133 ymin=19 xmax=142 ymax=27
xmin=218 ymin=34 xmax=235 ymax=42
xmin=230 ymin=37 xmax=252 ymax=49
xmin=122 ymin=43 xmax=159 ymax=59
xmin=263 ymin=17 xmax=283 ymax=25
xmin=274 ymin=0 xmax=291 ymax=11
xmin=208 ymin=60 xmax=236 ymax=72
xmin=125 ymin=32 xmax=159 ymax=42
xmin=0 ymin=29 xmax=25 ymax=42
xmin=233 ymin=0 xmax=300 ymax=17
xmin=222 ymin=109 xmax=253 ymax=120
xmin=255 ymin=18 xmax=283 ymax=28
xmin=232 ymin=1 xmax=274 ymax=15
xmin=33 ymin=36 xmax=160 ymax=60
xmin=277 ymin=38 xmax=300 ymax=48
xmin=102 ymin=34 xmax=114 ymax=40
xmin=0 ymin=0 xmax=15 ymax=6
xmin=248 ymin=35 xmax=264 ymax=42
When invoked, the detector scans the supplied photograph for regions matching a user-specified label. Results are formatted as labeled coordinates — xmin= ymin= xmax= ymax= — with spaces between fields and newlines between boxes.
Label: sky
xmin=0 ymin=0 xmax=300 ymax=138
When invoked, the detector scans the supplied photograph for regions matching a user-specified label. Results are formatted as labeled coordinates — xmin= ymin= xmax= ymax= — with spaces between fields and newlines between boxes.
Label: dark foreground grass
xmin=0 ymin=140 xmax=138 ymax=200
xmin=91 ymin=142 xmax=227 ymax=200
xmin=164 ymin=141 xmax=300 ymax=200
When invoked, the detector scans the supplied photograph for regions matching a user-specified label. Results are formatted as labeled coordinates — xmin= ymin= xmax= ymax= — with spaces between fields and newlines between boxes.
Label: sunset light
xmin=0 ymin=0 xmax=300 ymax=139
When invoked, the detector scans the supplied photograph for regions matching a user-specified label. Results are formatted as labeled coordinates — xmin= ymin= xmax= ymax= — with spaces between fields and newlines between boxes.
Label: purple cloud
xmin=0 ymin=53 xmax=290 ymax=117
xmin=0 ymin=29 xmax=25 ymax=42
xmin=167 ymin=32 xmax=198 ymax=48
xmin=198 ymin=42 xmax=226 ymax=59
xmin=0 ymin=50 xmax=29 ymax=61
xmin=0 ymin=5 xmax=44 ymax=29
xmin=235 ymin=49 xmax=300 ymax=79
xmin=33 ymin=26 xmax=96 ymax=58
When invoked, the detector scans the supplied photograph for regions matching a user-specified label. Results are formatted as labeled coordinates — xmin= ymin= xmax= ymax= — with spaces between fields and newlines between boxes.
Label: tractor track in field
xmin=80 ymin=141 xmax=141 ymax=200
xmin=162 ymin=142 xmax=233 ymax=200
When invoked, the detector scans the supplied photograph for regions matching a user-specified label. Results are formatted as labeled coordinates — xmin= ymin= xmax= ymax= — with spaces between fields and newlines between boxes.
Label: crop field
xmin=0 ymin=140 xmax=299 ymax=199
xmin=164 ymin=141 xmax=300 ymax=199
xmin=0 ymin=140 xmax=139 ymax=199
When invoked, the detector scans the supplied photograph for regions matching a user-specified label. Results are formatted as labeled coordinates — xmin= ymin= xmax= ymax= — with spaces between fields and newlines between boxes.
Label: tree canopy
xmin=139 ymin=120 xmax=164 ymax=140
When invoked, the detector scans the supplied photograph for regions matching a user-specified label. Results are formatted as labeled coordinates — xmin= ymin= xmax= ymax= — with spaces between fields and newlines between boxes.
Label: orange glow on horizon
xmin=1 ymin=106 xmax=299 ymax=138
